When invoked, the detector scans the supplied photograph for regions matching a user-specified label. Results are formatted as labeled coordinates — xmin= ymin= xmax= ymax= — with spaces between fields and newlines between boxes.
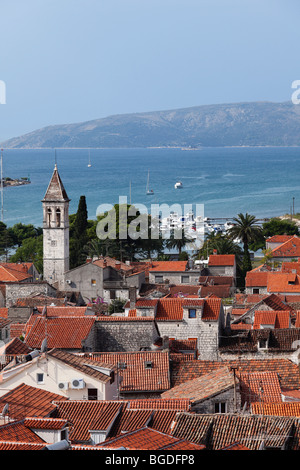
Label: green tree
xmin=227 ymin=213 xmax=262 ymax=281
xmin=10 ymin=235 xmax=43 ymax=272
xmin=69 ymin=196 xmax=89 ymax=268
xmin=165 ymin=229 xmax=194 ymax=255
xmin=9 ymin=223 xmax=42 ymax=247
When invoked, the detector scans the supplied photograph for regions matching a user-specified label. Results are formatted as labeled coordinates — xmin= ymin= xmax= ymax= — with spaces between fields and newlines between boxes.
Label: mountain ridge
xmin=2 ymin=100 xmax=300 ymax=149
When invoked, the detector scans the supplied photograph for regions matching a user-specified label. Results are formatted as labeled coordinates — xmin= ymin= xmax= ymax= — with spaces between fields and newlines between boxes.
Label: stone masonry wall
xmin=95 ymin=320 xmax=160 ymax=352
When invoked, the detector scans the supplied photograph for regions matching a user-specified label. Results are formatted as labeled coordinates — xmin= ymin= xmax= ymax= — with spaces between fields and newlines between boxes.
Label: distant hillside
xmin=3 ymin=101 xmax=300 ymax=148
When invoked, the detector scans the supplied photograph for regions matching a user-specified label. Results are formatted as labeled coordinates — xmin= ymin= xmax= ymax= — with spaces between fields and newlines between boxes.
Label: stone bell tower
xmin=42 ymin=164 xmax=70 ymax=287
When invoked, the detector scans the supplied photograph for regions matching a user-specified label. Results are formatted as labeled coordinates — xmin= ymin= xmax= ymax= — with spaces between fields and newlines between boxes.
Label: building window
xmin=188 ymin=309 xmax=196 ymax=318
xmin=253 ymin=288 xmax=260 ymax=294
xmin=47 ymin=208 xmax=52 ymax=226
xmin=37 ymin=373 xmax=44 ymax=384
xmin=214 ymin=402 xmax=227 ymax=413
xmin=88 ymin=388 xmax=98 ymax=400
xmin=155 ymin=275 xmax=164 ymax=284
xmin=91 ymin=279 xmax=96 ymax=286
xmin=181 ymin=275 xmax=190 ymax=283
xmin=51 ymin=240 xmax=57 ymax=247
xmin=56 ymin=208 xmax=61 ymax=227
xmin=258 ymin=339 xmax=268 ymax=349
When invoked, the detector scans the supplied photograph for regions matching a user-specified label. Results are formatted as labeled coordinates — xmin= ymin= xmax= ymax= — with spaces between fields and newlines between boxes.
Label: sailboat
xmin=146 ymin=170 xmax=154 ymax=195
xmin=87 ymin=151 xmax=92 ymax=167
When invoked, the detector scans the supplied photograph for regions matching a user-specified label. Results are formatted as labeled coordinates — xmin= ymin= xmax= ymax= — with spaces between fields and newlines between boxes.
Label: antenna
xmin=54 ymin=148 xmax=57 ymax=168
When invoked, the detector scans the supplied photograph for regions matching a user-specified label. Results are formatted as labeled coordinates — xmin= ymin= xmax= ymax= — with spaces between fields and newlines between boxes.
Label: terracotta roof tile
xmin=208 ymin=254 xmax=235 ymax=266
xmin=0 ymin=383 xmax=67 ymax=420
xmin=149 ymin=261 xmax=188 ymax=272
xmin=171 ymin=412 xmax=299 ymax=450
xmin=87 ymin=351 xmax=170 ymax=392
xmin=0 ymin=420 xmax=46 ymax=444
xmin=271 ymin=236 xmax=300 ymax=257
xmin=253 ymin=310 xmax=291 ymax=329
xmin=53 ymin=400 xmax=122 ymax=442
xmin=170 ymin=358 xmax=300 ymax=390
xmin=24 ymin=315 xmax=96 ymax=349
xmin=98 ymin=426 xmax=204 ymax=450
xmin=251 ymin=402 xmax=300 ymax=417
xmin=239 ymin=371 xmax=282 ymax=404
xmin=0 ymin=264 xmax=32 ymax=282
xmin=162 ymin=367 xmax=235 ymax=403
xmin=266 ymin=235 xmax=295 ymax=243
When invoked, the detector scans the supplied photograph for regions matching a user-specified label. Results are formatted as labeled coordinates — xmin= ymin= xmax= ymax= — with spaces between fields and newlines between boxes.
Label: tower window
xmin=47 ymin=208 xmax=52 ymax=226
xmin=56 ymin=208 xmax=61 ymax=227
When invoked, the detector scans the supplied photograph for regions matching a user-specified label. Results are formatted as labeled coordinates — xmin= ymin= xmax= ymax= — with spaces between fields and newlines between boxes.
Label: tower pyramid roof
xmin=42 ymin=164 xmax=70 ymax=202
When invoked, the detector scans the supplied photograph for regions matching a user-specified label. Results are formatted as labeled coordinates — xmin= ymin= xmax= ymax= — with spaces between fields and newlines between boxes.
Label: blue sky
xmin=0 ymin=0 xmax=299 ymax=141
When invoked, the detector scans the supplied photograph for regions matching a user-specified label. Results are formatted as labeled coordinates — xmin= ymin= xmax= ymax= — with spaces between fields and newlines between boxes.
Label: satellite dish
xmin=1 ymin=403 xmax=9 ymax=416
xmin=41 ymin=338 xmax=47 ymax=353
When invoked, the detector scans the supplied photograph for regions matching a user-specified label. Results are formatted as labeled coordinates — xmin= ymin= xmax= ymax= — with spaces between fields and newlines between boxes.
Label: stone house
xmin=161 ymin=366 xmax=240 ymax=414
xmin=207 ymin=254 xmax=236 ymax=279
xmin=126 ymin=296 xmax=227 ymax=360
xmin=0 ymin=348 xmax=118 ymax=401
xmin=62 ymin=256 xmax=145 ymax=305
xmin=148 ymin=261 xmax=200 ymax=285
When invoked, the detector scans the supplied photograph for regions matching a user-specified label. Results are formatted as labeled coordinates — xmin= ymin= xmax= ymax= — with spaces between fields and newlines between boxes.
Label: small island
xmin=2 ymin=176 xmax=31 ymax=187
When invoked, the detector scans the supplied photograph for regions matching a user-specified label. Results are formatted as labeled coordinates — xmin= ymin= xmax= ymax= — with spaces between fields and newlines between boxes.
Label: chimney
xmin=129 ymin=287 xmax=137 ymax=309
xmin=213 ymin=249 xmax=217 ymax=255
xmin=115 ymin=260 xmax=121 ymax=270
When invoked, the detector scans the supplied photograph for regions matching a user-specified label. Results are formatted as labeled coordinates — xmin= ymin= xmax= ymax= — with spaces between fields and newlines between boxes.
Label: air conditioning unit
xmin=58 ymin=382 xmax=69 ymax=391
xmin=66 ymin=280 xmax=72 ymax=285
xmin=71 ymin=378 xmax=85 ymax=389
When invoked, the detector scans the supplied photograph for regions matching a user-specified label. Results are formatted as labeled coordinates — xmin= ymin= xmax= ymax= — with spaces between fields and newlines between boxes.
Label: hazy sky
xmin=0 ymin=0 xmax=299 ymax=140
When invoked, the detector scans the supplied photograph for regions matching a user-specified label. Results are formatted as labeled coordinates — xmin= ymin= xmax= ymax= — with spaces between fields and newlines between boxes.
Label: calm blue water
xmin=1 ymin=146 xmax=300 ymax=227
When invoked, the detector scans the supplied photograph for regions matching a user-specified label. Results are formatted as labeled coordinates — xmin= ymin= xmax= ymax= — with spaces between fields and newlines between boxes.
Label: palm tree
xmin=227 ymin=213 xmax=262 ymax=275
xmin=227 ymin=213 xmax=262 ymax=253
xmin=166 ymin=229 xmax=193 ymax=255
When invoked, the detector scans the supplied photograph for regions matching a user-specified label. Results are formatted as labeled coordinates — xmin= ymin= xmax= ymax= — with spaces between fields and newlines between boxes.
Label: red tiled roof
xmin=239 ymin=371 xmax=282 ymax=404
xmin=294 ymin=311 xmax=300 ymax=327
xmin=271 ymin=236 xmax=300 ymax=258
xmin=149 ymin=261 xmax=188 ymax=272
xmin=24 ymin=417 xmax=68 ymax=430
xmin=24 ymin=315 xmax=96 ymax=349
xmin=127 ymin=399 xmax=190 ymax=410
xmin=253 ymin=310 xmax=291 ymax=329
xmin=92 ymin=256 xmax=132 ymax=272
xmin=245 ymin=271 xmax=269 ymax=287
xmin=170 ymin=358 xmax=300 ymax=390
xmin=0 ymin=420 xmax=46 ymax=444
xmin=267 ymin=272 xmax=300 ymax=293
xmin=266 ymin=235 xmax=295 ymax=243
xmin=202 ymin=297 xmax=222 ymax=321
xmin=36 ymin=306 xmax=88 ymax=316
xmin=208 ymin=254 xmax=235 ymax=266
xmin=0 ymin=308 xmax=8 ymax=318
xmin=0 ymin=264 xmax=32 ymax=282
xmin=98 ymin=427 xmax=205 ymax=450
xmin=281 ymin=261 xmax=300 ymax=274
xmin=0 ymin=337 xmax=30 ymax=355
xmin=251 ymin=402 xmax=300 ymax=417
xmin=161 ymin=367 xmax=235 ymax=403
xmin=53 ymin=400 xmax=122 ymax=442
xmin=88 ymin=351 xmax=170 ymax=392
xmin=0 ymin=383 xmax=68 ymax=420
xmin=156 ymin=298 xmax=185 ymax=321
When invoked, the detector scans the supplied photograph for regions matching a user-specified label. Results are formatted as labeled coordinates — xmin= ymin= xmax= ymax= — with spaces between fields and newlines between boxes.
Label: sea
xmin=1 ymin=146 xmax=300 ymax=228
